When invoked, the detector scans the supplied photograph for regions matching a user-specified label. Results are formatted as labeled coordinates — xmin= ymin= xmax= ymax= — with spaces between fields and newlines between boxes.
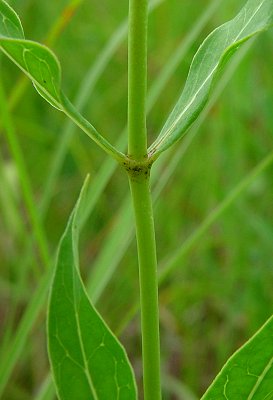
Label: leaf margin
xmin=47 ymin=176 xmax=138 ymax=400
xmin=201 ymin=315 xmax=273 ymax=400
xmin=148 ymin=0 xmax=273 ymax=158
xmin=0 ymin=37 xmax=63 ymax=109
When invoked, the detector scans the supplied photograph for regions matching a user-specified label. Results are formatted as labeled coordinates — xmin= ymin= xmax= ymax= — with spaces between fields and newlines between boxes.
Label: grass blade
xmin=159 ymin=147 xmax=273 ymax=283
xmin=0 ymin=81 xmax=50 ymax=271
xmin=0 ymin=265 xmax=53 ymax=398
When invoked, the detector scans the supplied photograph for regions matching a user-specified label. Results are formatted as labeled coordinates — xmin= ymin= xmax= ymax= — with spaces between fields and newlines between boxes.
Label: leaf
xmin=0 ymin=0 xmax=62 ymax=109
xmin=149 ymin=0 xmax=273 ymax=157
xmin=201 ymin=316 xmax=273 ymax=400
xmin=0 ymin=0 xmax=23 ymax=39
xmin=47 ymin=177 xmax=137 ymax=400
xmin=0 ymin=1 xmax=124 ymax=160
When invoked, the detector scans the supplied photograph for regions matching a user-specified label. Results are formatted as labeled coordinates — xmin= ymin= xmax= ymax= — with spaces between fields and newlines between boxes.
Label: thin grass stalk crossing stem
xmin=129 ymin=175 xmax=161 ymax=400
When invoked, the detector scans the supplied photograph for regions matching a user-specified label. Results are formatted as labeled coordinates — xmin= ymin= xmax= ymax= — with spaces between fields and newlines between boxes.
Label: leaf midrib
xmin=72 ymin=251 xmax=99 ymax=400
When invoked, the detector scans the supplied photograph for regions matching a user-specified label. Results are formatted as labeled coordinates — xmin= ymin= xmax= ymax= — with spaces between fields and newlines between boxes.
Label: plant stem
xmin=128 ymin=0 xmax=148 ymax=160
xmin=127 ymin=0 xmax=161 ymax=398
xmin=129 ymin=173 xmax=161 ymax=400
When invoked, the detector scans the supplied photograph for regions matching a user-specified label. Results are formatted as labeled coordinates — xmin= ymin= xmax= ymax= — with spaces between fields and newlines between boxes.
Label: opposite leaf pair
xmin=1 ymin=0 xmax=273 ymax=161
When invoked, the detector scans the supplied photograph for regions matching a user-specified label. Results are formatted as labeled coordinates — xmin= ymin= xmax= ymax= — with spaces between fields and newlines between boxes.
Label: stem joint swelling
xmin=122 ymin=156 xmax=153 ymax=181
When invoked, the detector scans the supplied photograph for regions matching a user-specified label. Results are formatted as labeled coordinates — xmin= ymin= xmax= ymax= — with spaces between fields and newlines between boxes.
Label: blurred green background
xmin=0 ymin=0 xmax=273 ymax=399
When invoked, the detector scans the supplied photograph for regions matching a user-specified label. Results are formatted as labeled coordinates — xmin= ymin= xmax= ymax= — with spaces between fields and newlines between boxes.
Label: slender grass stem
xmin=129 ymin=174 xmax=161 ymax=400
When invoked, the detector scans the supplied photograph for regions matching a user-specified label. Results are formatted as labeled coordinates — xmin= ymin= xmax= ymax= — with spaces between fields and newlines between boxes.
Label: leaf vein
xmin=247 ymin=355 xmax=273 ymax=400
xmin=151 ymin=0 xmax=270 ymax=155
xmin=73 ymin=288 xmax=99 ymax=399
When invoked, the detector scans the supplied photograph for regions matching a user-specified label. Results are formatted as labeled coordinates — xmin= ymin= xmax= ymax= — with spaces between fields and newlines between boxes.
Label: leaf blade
xmin=47 ymin=177 xmax=137 ymax=400
xmin=0 ymin=0 xmax=125 ymax=160
xmin=0 ymin=0 xmax=62 ymax=109
xmin=201 ymin=316 xmax=273 ymax=400
xmin=149 ymin=0 xmax=273 ymax=157
xmin=0 ymin=37 xmax=62 ymax=109
xmin=0 ymin=0 xmax=23 ymax=39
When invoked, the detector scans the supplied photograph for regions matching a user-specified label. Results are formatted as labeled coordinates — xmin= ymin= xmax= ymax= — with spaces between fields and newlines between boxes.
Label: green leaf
xmin=0 ymin=1 xmax=125 ymax=160
xmin=0 ymin=0 xmax=62 ymax=109
xmin=47 ymin=177 xmax=137 ymax=400
xmin=149 ymin=0 xmax=273 ymax=157
xmin=0 ymin=0 xmax=23 ymax=39
xmin=201 ymin=316 xmax=273 ymax=400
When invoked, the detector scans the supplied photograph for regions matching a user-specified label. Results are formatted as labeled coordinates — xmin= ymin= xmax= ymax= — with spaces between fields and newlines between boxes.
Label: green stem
xmin=128 ymin=0 xmax=148 ymax=160
xmin=129 ymin=173 xmax=161 ymax=400
xmin=127 ymin=0 xmax=161 ymax=397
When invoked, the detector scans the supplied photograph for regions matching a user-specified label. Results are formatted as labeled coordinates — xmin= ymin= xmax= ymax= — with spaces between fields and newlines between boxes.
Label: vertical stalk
xmin=129 ymin=174 xmax=161 ymax=400
xmin=128 ymin=0 xmax=148 ymax=160
xmin=128 ymin=0 xmax=161 ymax=398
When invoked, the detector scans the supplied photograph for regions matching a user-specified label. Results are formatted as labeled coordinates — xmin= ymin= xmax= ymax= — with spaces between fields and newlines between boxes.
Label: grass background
xmin=0 ymin=0 xmax=273 ymax=398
